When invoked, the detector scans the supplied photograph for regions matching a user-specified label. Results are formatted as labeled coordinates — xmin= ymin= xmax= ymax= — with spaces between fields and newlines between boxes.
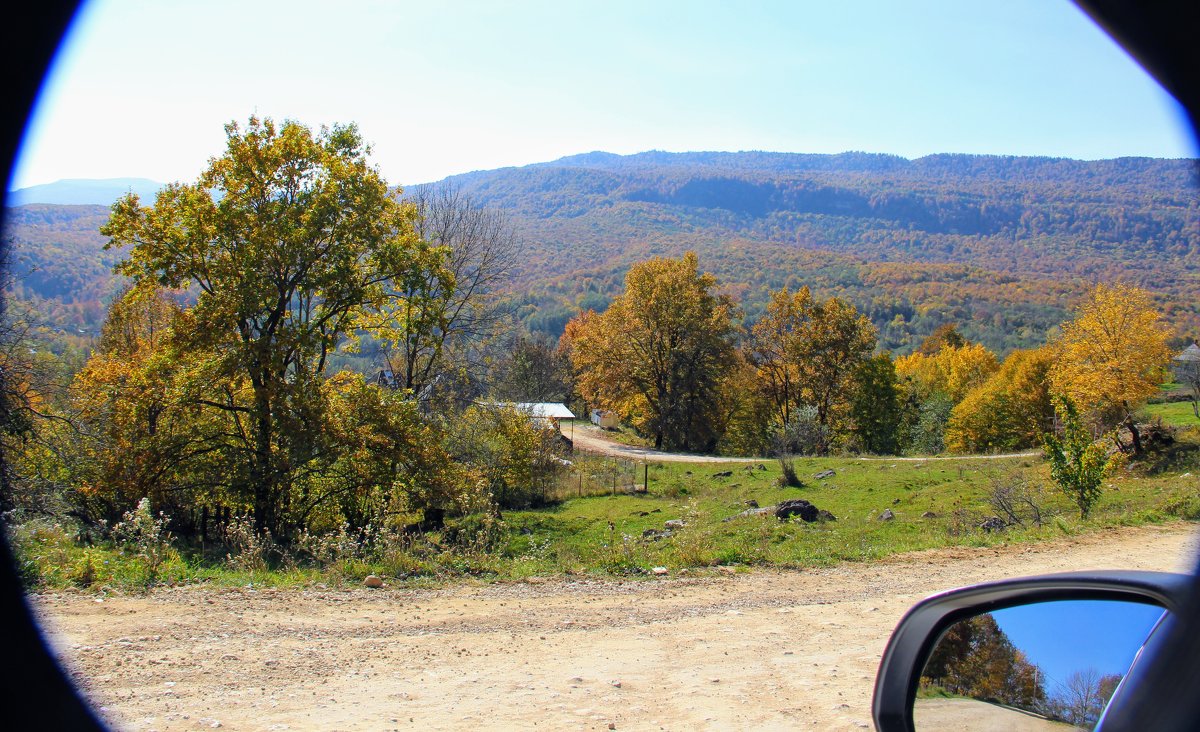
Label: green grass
xmin=12 ymin=442 xmax=1200 ymax=593
xmin=1142 ymin=400 xmax=1200 ymax=427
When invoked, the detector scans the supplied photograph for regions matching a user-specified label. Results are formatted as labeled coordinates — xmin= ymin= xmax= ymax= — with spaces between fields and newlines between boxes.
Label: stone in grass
xmin=364 ymin=575 xmax=384 ymax=588
xmin=814 ymin=469 xmax=836 ymax=480
xmin=651 ymin=567 xmax=669 ymax=576
xmin=980 ymin=516 xmax=1006 ymax=532
xmin=878 ymin=509 xmax=895 ymax=521
xmin=664 ymin=519 xmax=686 ymax=530
xmin=722 ymin=506 xmax=774 ymax=522
xmin=775 ymin=499 xmax=835 ymax=523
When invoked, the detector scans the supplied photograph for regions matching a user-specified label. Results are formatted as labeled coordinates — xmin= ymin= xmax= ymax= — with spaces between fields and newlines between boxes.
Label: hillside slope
xmin=437 ymin=151 xmax=1199 ymax=352
xmin=4 ymin=152 xmax=1198 ymax=352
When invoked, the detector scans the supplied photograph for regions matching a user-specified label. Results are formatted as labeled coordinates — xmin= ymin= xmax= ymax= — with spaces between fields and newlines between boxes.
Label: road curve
xmin=567 ymin=422 xmax=1038 ymax=464
xmin=567 ymin=423 xmax=760 ymax=463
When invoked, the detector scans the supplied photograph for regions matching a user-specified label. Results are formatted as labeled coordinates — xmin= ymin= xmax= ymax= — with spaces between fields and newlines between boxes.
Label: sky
xmin=9 ymin=0 xmax=1197 ymax=191
xmin=992 ymin=600 xmax=1165 ymax=696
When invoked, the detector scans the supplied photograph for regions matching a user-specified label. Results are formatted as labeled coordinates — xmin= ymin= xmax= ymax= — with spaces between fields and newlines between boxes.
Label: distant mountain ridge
xmin=430 ymin=150 xmax=1199 ymax=352
xmin=7 ymin=178 xmax=163 ymax=206
xmin=5 ymin=151 xmax=1199 ymax=353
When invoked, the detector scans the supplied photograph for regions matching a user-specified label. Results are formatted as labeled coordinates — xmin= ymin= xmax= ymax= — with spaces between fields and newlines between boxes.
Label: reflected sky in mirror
xmin=991 ymin=600 xmax=1165 ymax=693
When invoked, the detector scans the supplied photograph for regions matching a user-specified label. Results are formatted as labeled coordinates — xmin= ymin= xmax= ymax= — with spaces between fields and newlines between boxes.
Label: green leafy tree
xmin=1043 ymin=395 xmax=1123 ymax=518
xmin=100 ymin=116 xmax=435 ymax=538
xmin=849 ymin=353 xmax=904 ymax=454
xmin=317 ymin=372 xmax=474 ymax=531
xmin=448 ymin=403 xmax=567 ymax=510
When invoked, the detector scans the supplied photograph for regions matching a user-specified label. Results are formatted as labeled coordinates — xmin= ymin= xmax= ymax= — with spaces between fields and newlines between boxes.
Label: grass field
xmin=1143 ymin=400 xmax=1200 ymax=427
xmin=12 ymin=437 xmax=1200 ymax=592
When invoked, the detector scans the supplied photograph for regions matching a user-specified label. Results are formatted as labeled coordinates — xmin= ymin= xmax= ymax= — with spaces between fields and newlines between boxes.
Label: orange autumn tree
xmin=748 ymin=287 xmax=877 ymax=434
xmin=69 ymin=284 xmax=202 ymax=522
xmin=563 ymin=252 xmax=739 ymax=452
xmin=1049 ymin=283 xmax=1171 ymax=456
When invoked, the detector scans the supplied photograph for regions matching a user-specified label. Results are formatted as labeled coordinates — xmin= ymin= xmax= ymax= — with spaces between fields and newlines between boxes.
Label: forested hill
xmin=4 ymin=152 xmax=1199 ymax=353
xmin=2 ymin=204 xmax=118 ymax=339
xmin=434 ymin=151 xmax=1199 ymax=353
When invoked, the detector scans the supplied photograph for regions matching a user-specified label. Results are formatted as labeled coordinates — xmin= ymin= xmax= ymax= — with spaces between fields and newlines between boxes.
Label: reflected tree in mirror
xmin=914 ymin=600 xmax=1165 ymax=731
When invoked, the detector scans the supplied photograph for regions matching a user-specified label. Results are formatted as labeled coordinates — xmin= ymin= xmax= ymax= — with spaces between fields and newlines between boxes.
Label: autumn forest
xmin=1 ymin=116 xmax=1197 ymax=575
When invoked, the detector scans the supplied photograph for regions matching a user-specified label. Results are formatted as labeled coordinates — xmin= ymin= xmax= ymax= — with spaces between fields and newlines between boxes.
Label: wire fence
xmin=544 ymin=454 xmax=648 ymax=502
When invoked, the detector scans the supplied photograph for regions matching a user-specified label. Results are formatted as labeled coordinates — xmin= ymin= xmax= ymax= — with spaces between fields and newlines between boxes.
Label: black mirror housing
xmin=872 ymin=570 xmax=1191 ymax=732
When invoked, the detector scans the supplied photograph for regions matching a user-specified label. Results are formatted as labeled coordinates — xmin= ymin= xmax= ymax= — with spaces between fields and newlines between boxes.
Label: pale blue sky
xmin=10 ymin=0 xmax=1197 ymax=191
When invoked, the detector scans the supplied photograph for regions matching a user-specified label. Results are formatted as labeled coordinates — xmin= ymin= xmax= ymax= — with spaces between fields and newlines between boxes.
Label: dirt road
xmin=913 ymin=698 xmax=1075 ymax=731
xmin=33 ymin=524 xmax=1198 ymax=732
xmin=568 ymin=424 xmax=758 ymax=463
xmin=567 ymin=423 xmax=1036 ymax=464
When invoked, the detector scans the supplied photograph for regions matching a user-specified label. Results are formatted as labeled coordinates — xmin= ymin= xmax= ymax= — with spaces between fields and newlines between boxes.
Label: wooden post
xmin=644 ymin=463 xmax=649 ymax=492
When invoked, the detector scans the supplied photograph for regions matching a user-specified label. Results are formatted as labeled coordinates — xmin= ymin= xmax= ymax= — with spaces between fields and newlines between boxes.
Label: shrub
xmin=1043 ymin=396 xmax=1123 ymax=518
xmin=222 ymin=515 xmax=276 ymax=572
xmin=111 ymin=497 xmax=176 ymax=584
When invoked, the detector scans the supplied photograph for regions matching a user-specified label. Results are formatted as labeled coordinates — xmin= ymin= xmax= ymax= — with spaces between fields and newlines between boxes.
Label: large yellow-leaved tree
xmin=1049 ymin=283 xmax=1171 ymax=455
xmin=945 ymin=347 xmax=1055 ymax=453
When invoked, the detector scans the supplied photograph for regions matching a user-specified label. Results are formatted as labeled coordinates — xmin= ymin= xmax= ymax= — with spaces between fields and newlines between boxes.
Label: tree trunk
xmin=250 ymin=369 xmax=277 ymax=538
xmin=422 ymin=507 xmax=445 ymax=530
xmin=1124 ymin=414 xmax=1144 ymax=457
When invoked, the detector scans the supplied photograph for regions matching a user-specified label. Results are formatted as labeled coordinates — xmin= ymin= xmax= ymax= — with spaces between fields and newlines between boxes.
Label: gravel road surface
xmin=33 ymin=523 xmax=1197 ymax=731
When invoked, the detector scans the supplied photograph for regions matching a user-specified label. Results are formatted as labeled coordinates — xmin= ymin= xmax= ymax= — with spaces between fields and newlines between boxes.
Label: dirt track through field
xmin=567 ymin=424 xmax=759 ymax=463
xmin=566 ymin=423 xmax=1037 ymax=464
xmin=33 ymin=523 xmax=1198 ymax=732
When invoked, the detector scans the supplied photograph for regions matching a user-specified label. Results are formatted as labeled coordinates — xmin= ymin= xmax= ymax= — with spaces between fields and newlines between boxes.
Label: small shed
xmin=1173 ymin=343 xmax=1200 ymax=381
xmin=591 ymin=409 xmax=620 ymax=429
xmin=503 ymin=402 xmax=575 ymax=431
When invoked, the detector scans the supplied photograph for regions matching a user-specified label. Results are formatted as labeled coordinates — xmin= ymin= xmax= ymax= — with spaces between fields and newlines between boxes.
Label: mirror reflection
xmin=914 ymin=599 xmax=1166 ymax=731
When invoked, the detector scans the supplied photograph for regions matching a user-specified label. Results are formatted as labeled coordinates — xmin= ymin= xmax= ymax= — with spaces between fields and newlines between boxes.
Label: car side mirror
xmin=872 ymin=571 xmax=1190 ymax=732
